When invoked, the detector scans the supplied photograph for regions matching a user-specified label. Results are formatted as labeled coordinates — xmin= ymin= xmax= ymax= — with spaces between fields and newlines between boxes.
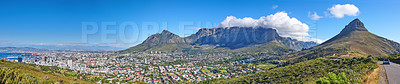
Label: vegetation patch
xmin=201 ymin=56 xmax=377 ymax=84
xmin=316 ymin=72 xmax=350 ymax=84
xmin=201 ymin=70 xmax=213 ymax=74
xmin=0 ymin=59 xmax=96 ymax=84
xmin=378 ymin=54 xmax=400 ymax=64
xmin=256 ymin=63 xmax=276 ymax=70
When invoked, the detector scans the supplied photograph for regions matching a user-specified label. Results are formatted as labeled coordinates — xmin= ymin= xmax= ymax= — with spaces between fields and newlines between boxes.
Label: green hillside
xmin=288 ymin=19 xmax=400 ymax=63
xmin=202 ymin=56 xmax=377 ymax=83
xmin=203 ymin=18 xmax=396 ymax=84
xmin=232 ymin=40 xmax=295 ymax=54
xmin=0 ymin=59 xmax=98 ymax=84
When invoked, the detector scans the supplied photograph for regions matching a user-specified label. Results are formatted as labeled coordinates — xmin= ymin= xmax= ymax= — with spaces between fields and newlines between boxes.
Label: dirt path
xmin=378 ymin=62 xmax=388 ymax=84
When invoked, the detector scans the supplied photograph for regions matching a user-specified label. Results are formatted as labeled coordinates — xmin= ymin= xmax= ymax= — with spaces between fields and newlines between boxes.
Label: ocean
xmin=0 ymin=53 xmax=41 ymax=60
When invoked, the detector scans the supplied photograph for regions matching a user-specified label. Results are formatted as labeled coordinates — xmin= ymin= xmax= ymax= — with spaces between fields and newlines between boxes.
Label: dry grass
xmin=363 ymin=63 xmax=381 ymax=84
xmin=377 ymin=61 xmax=388 ymax=84
xmin=339 ymin=51 xmax=367 ymax=58
xmin=256 ymin=63 xmax=276 ymax=70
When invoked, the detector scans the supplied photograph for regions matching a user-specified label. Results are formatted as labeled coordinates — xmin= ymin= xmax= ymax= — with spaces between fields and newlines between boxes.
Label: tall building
xmin=144 ymin=58 xmax=147 ymax=64
xmin=67 ymin=60 xmax=73 ymax=68
xmin=42 ymin=56 xmax=48 ymax=63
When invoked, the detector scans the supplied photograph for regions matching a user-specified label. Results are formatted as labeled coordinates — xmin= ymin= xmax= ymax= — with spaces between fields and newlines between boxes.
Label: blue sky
xmin=0 ymin=0 xmax=399 ymax=49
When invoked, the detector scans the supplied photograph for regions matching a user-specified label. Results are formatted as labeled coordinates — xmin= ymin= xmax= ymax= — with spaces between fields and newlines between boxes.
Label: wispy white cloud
xmin=328 ymin=4 xmax=360 ymax=18
xmin=272 ymin=5 xmax=278 ymax=9
xmin=308 ymin=11 xmax=323 ymax=20
xmin=218 ymin=12 xmax=323 ymax=43
xmin=0 ymin=41 xmax=15 ymax=45
xmin=0 ymin=40 xmax=129 ymax=49
xmin=63 ymin=43 xmax=131 ymax=48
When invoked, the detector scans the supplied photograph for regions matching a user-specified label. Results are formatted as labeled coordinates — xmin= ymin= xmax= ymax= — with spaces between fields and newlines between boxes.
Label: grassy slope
xmin=319 ymin=31 xmax=399 ymax=57
xmin=287 ymin=31 xmax=400 ymax=63
xmin=256 ymin=63 xmax=276 ymax=70
xmin=0 ymin=60 xmax=94 ymax=84
xmin=233 ymin=40 xmax=295 ymax=54
xmin=203 ymin=56 xmax=377 ymax=84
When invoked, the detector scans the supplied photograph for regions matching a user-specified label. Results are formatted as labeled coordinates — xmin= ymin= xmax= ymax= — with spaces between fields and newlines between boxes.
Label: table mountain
xmin=121 ymin=27 xmax=318 ymax=53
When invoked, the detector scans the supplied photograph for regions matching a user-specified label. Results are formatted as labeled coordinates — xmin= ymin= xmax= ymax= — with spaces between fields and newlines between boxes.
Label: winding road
xmin=382 ymin=62 xmax=400 ymax=84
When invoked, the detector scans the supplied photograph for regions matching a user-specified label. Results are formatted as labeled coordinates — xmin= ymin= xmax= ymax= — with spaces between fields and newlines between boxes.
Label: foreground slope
xmin=0 ymin=60 xmax=95 ymax=84
xmin=288 ymin=18 xmax=400 ymax=62
xmin=122 ymin=27 xmax=318 ymax=53
xmin=204 ymin=56 xmax=377 ymax=83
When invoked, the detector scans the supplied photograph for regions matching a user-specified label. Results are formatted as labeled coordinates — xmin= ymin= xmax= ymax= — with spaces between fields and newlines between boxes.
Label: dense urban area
xmin=1 ymin=48 xmax=282 ymax=83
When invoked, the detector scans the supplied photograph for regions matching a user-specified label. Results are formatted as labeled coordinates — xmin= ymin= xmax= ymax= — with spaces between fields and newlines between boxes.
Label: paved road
xmin=382 ymin=62 xmax=400 ymax=84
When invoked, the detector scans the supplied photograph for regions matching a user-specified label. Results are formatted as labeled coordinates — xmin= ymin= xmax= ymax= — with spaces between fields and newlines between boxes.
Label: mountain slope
xmin=121 ymin=27 xmax=318 ymax=53
xmin=204 ymin=57 xmax=377 ymax=83
xmin=205 ymin=18 xmax=390 ymax=84
xmin=121 ymin=30 xmax=191 ymax=53
xmin=288 ymin=18 xmax=400 ymax=62
xmin=320 ymin=18 xmax=400 ymax=56
xmin=231 ymin=40 xmax=295 ymax=55
xmin=0 ymin=59 xmax=95 ymax=83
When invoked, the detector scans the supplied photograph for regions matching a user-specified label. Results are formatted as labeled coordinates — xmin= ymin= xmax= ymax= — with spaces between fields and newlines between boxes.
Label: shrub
xmin=316 ymin=72 xmax=350 ymax=84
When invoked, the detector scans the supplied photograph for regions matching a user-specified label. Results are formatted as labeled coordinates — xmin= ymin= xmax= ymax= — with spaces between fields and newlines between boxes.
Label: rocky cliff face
xmin=187 ymin=27 xmax=317 ymax=49
xmin=191 ymin=27 xmax=281 ymax=49
xmin=122 ymin=27 xmax=319 ymax=53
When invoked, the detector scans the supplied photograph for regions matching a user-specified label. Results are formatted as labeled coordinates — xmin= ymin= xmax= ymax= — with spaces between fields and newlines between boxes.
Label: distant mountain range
xmin=26 ymin=45 xmax=123 ymax=50
xmin=0 ymin=47 xmax=44 ymax=51
xmin=0 ymin=45 xmax=123 ymax=51
xmin=121 ymin=27 xmax=318 ymax=53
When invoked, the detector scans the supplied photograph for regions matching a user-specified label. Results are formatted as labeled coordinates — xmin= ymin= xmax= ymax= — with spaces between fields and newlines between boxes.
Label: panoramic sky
xmin=0 ymin=0 xmax=399 ymax=49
